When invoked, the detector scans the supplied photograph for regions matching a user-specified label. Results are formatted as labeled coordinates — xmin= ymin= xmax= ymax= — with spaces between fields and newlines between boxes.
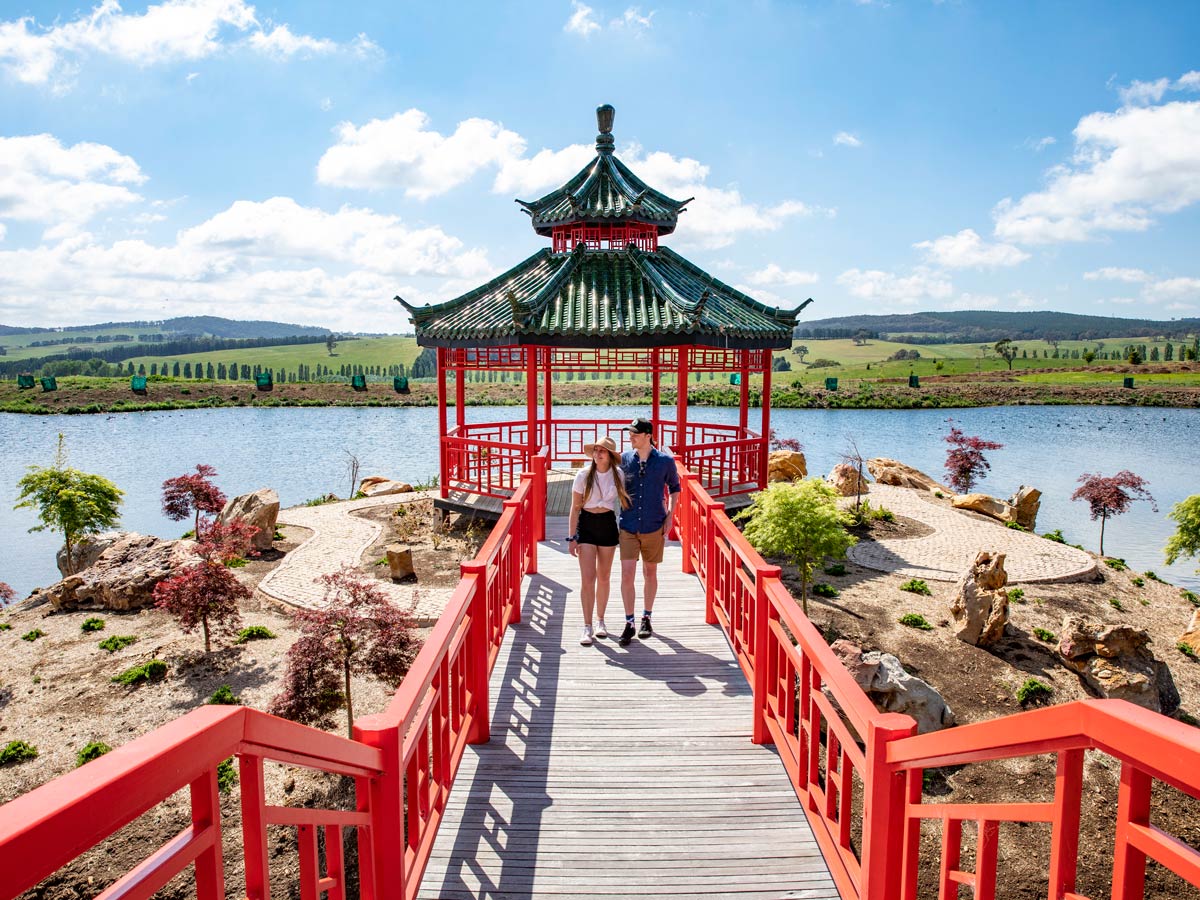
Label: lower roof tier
xmin=398 ymin=245 xmax=811 ymax=349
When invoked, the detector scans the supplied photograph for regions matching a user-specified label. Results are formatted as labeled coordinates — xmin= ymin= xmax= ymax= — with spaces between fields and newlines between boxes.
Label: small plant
xmin=1033 ymin=627 xmax=1056 ymax=643
xmin=273 ymin=527 xmax=285 ymax=541
xmin=1005 ymin=521 xmax=1027 ymax=531
xmin=1109 ymin=598 xmax=1124 ymax=612
xmin=812 ymin=583 xmax=839 ymax=598
xmin=217 ymin=757 xmax=238 ymax=793
xmin=1144 ymin=571 xmax=1165 ymax=583
xmin=0 ymin=623 xmax=11 ymax=631
xmin=1007 ymin=587 xmax=1025 ymax=603
xmin=874 ymin=505 xmax=895 ymax=523
xmin=235 ymin=625 xmax=276 ymax=644
xmin=824 ymin=563 xmax=847 ymax=577
xmin=900 ymin=579 xmax=932 ymax=596
xmin=1178 ymin=711 xmax=1200 ymax=728
xmin=899 ymin=613 xmax=934 ymax=630
xmin=1179 ymin=643 xmax=1197 ymax=659
xmin=1183 ymin=589 xmax=1199 ymax=607
xmin=76 ymin=741 xmax=112 ymax=767
xmin=1042 ymin=529 xmax=1066 ymax=544
xmin=303 ymin=494 xmax=336 ymax=507
xmin=1017 ymin=678 xmax=1053 ymax=705
xmin=32 ymin=675 xmax=41 ymax=684
xmin=112 ymin=659 xmax=167 ymax=686
xmin=207 ymin=684 xmax=241 ymax=705
xmin=1139 ymin=597 xmax=1150 ymax=606
xmin=99 ymin=634 xmax=138 ymax=652
xmin=224 ymin=556 xmax=249 ymax=568
xmin=81 ymin=617 xmax=105 ymax=633
xmin=1130 ymin=576 xmax=1145 ymax=588
xmin=934 ymin=491 xmax=944 ymax=499
xmin=1104 ymin=557 xmax=1128 ymax=570
xmin=22 ymin=629 xmax=45 ymax=642
xmin=0 ymin=740 xmax=39 ymax=766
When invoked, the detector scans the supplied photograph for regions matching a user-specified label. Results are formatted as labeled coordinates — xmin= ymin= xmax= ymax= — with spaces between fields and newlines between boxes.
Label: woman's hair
xmin=584 ymin=448 xmax=631 ymax=509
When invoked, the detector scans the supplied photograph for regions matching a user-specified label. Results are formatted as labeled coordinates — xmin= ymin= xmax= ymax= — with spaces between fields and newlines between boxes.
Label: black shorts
xmin=577 ymin=509 xmax=619 ymax=547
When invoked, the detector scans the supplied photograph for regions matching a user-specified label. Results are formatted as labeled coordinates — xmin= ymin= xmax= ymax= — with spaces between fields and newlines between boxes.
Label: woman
xmin=567 ymin=435 xmax=630 ymax=646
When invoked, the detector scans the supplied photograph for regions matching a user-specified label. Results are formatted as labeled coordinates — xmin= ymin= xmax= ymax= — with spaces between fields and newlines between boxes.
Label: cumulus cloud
xmin=993 ymin=93 xmax=1200 ymax=244
xmin=0 ymin=0 xmax=372 ymax=90
xmin=914 ymin=228 xmax=1029 ymax=269
xmin=836 ymin=267 xmax=953 ymax=305
xmin=564 ymin=1 xmax=601 ymax=36
xmin=494 ymin=143 xmax=594 ymax=196
xmin=1117 ymin=71 xmax=1200 ymax=107
xmin=747 ymin=263 xmax=819 ymax=287
xmin=1141 ymin=276 xmax=1200 ymax=304
xmin=611 ymin=7 xmax=653 ymax=32
xmin=833 ymin=131 xmax=862 ymax=148
xmin=1083 ymin=266 xmax=1150 ymax=282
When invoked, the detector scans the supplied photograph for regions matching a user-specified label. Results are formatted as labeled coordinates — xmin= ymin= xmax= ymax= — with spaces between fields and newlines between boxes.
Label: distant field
xmin=0 ymin=326 xmax=161 ymax=360
xmin=119 ymin=336 xmax=423 ymax=375
xmin=1017 ymin=370 xmax=1200 ymax=386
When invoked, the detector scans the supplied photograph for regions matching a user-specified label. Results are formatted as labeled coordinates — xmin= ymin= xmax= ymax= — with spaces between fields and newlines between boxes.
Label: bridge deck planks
xmin=416 ymin=517 xmax=839 ymax=900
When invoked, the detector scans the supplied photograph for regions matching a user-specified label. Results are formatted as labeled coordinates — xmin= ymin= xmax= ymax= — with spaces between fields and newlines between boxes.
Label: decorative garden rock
xmin=828 ymin=463 xmax=870 ymax=497
xmin=56 ymin=530 xmax=124 ymax=577
xmin=1057 ymin=615 xmax=1179 ymax=714
xmin=216 ymin=488 xmax=279 ymax=550
xmin=1179 ymin=609 xmax=1200 ymax=655
xmin=41 ymin=533 xmax=199 ymax=611
xmin=767 ymin=450 xmax=807 ymax=482
xmin=360 ymin=477 xmax=414 ymax=497
xmin=387 ymin=544 xmax=416 ymax=582
xmin=950 ymin=551 xmax=1010 ymax=646
xmin=1007 ymin=485 xmax=1042 ymax=531
xmin=831 ymin=640 xmax=955 ymax=734
xmin=866 ymin=458 xmax=948 ymax=493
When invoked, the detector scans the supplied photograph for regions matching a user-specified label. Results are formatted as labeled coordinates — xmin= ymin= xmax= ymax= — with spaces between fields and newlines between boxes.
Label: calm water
xmin=1 ymin=405 xmax=1197 ymax=598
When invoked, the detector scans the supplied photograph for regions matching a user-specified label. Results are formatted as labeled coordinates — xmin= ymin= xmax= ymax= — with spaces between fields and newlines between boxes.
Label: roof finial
xmin=596 ymin=104 xmax=615 ymax=154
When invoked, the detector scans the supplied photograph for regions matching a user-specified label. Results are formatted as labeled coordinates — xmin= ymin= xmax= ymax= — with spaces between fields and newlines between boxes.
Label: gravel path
xmin=260 ymin=492 xmax=452 ymax=623
xmin=847 ymin=484 xmax=1098 ymax=583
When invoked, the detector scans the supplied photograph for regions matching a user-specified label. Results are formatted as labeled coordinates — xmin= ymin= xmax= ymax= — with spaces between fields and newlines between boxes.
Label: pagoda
xmin=398 ymin=105 xmax=811 ymax=515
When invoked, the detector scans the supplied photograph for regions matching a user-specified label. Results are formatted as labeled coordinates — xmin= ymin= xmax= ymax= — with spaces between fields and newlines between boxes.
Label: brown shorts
xmin=619 ymin=527 xmax=665 ymax=564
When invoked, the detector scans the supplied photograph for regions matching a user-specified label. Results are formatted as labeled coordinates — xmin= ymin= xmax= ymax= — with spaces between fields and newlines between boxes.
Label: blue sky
xmin=1 ymin=0 xmax=1198 ymax=333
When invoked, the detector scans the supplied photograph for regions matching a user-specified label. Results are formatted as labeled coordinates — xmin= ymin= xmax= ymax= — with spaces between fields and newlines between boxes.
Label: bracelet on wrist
xmin=566 ymin=534 xmax=578 ymax=541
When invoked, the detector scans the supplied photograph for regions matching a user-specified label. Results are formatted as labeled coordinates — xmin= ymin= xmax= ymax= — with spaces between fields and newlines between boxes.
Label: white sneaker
xmin=594 ymin=619 xmax=608 ymax=639
xmin=580 ymin=625 xmax=594 ymax=646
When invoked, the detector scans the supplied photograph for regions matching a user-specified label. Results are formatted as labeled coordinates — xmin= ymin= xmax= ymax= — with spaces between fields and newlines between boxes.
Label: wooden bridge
xmin=1 ymin=464 xmax=1199 ymax=900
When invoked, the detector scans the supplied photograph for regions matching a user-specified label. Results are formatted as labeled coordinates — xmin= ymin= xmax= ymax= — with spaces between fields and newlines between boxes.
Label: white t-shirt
xmin=572 ymin=466 xmax=621 ymax=513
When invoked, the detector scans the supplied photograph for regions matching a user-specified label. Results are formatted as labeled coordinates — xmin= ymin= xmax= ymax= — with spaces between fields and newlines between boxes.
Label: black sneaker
xmin=618 ymin=622 xmax=637 ymax=646
xmin=639 ymin=616 xmax=653 ymax=639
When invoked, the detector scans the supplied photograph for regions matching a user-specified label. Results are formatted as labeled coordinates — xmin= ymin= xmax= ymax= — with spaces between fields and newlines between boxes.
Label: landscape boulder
xmin=867 ymin=458 xmax=949 ymax=493
xmin=40 ymin=533 xmax=199 ymax=611
xmin=1057 ymin=616 xmax=1179 ymax=714
xmin=216 ymin=488 xmax=279 ymax=551
xmin=828 ymin=463 xmax=870 ymax=497
xmin=360 ymin=477 xmax=414 ymax=498
xmin=57 ymin=531 xmax=123 ymax=577
xmin=1007 ymin=485 xmax=1042 ymax=531
xmin=1179 ymin=610 xmax=1200 ymax=655
xmin=950 ymin=551 xmax=1010 ymax=647
xmin=387 ymin=544 xmax=416 ymax=582
xmin=767 ymin=450 xmax=807 ymax=482
xmin=831 ymin=640 xmax=955 ymax=734
xmin=951 ymin=493 xmax=1014 ymax=523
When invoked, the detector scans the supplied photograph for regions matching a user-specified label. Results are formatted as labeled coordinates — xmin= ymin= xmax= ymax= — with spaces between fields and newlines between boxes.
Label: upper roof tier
xmin=516 ymin=105 xmax=692 ymax=237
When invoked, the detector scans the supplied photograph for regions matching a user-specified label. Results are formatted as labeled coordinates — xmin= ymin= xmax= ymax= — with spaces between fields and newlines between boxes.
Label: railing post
xmin=460 ymin=565 xmax=492 ymax=744
xmin=751 ymin=564 xmax=780 ymax=744
xmin=190 ymin=768 xmax=225 ymax=900
xmin=680 ymin=469 xmax=694 ymax=575
xmin=239 ymin=754 xmax=271 ymax=900
xmin=704 ymin=506 xmax=720 ymax=625
xmin=1048 ymin=748 xmax=1084 ymax=900
xmin=860 ymin=713 xmax=918 ymax=900
xmin=502 ymin=499 xmax=526 ymax=629
xmin=1112 ymin=763 xmax=1152 ymax=900
xmin=354 ymin=716 xmax=405 ymax=900
xmin=518 ymin=475 xmax=538 ymax=576
xmin=437 ymin=347 xmax=449 ymax=499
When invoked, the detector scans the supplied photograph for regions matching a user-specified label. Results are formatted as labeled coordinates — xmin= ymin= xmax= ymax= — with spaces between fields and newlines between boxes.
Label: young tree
xmin=993 ymin=338 xmax=1018 ymax=370
xmin=15 ymin=435 xmax=123 ymax=575
xmin=0 ymin=582 xmax=15 ymax=605
xmin=1164 ymin=495 xmax=1200 ymax=572
xmin=154 ymin=519 xmax=258 ymax=653
xmin=943 ymin=421 xmax=1003 ymax=493
xmin=768 ymin=429 xmax=803 ymax=453
xmin=269 ymin=569 xmax=421 ymax=738
xmin=325 ymin=333 xmax=337 ymax=356
xmin=793 ymin=344 xmax=809 ymax=363
xmin=1071 ymin=471 xmax=1156 ymax=558
xmin=735 ymin=479 xmax=855 ymax=615
xmin=162 ymin=464 xmax=227 ymax=538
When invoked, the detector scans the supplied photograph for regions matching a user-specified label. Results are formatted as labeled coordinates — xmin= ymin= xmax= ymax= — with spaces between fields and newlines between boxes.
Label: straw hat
xmin=583 ymin=435 xmax=620 ymax=457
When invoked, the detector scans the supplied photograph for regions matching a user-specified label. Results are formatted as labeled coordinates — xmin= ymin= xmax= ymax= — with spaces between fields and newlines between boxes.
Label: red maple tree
xmin=0 ymin=582 xmax=15 ymax=605
xmin=944 ymin=421 xmax=1003 ymax=493
xmin=162 ymin=464 xmax=227 ymax=538
xmin=269 ymin=568 xmax=421 ymax=738
xmin=769 ymin=429 xmax=804 ymax=453
xmin=1071 ymin=471 xmax=1156 ymax=557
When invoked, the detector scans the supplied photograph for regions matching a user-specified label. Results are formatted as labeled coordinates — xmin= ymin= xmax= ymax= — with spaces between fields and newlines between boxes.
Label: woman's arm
xmin=568 ymin=490 xmax=584 ymax=556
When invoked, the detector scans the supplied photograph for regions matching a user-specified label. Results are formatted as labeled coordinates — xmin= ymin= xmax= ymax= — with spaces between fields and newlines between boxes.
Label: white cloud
xmin=0 ymin=223 xmax=6 ymax=241
xmin=836 ymin=267 xmax=953 ymax=305
xmin=0 ymin=0 xmax=371 ymax=90
xmin=747 ymin=263 xmax=819 ymax=287
xmin=319 ymin=97 xmax=332 ymax=111
xmin=1141 ymin=276 xmax=1200 ymax=304
xmin=1009 ymin=290 xmax=1045 ymax=308
xmin=1083 ymin=266 xmax=1150 ymax=282
xmin=993 ymin=95 xmax=1200 ymax=244
xmin=0 ymin=133 xmax=145 ymax=227
xmin=1118 ymin=77 xmax=1170 ymax=107
xmin=943 ymin=293 xmax=999 ymax=311
xmin=611 ymin=7 xmax=654 ymax=32
xmin=494 ymin=143 xmax=594 ymax=196
xmin=1025 ymin=136 xmax=1056 ymax=152
xmin=185 ymin=70 xmax=198 ymax=82
xmin=1104 ymin=296 xmax=1138 ymax=305
xmin=833 ymin=131 xmax=862 ymax=148
xmin=913 ymin=228 xmax=1029 ymax=269
xmin=564 ymin=1 xmax=601 ymax=36
xmin=1166 ymin=301 xmax=1197 ymax=312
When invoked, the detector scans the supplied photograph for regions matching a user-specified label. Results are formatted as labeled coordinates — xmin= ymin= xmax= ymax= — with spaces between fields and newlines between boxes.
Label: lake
xmin=1 ymin=405 xmax=1197 ymax=599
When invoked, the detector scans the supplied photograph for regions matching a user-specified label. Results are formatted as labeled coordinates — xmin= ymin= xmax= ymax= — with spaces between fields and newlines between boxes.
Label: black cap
xmin=623 ymin=417 xmax=653 ymax=434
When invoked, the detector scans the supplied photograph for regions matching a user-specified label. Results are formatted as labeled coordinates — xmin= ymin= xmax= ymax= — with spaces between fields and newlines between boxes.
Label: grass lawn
xmin=119 ymin=335 xmax=423 ymax=374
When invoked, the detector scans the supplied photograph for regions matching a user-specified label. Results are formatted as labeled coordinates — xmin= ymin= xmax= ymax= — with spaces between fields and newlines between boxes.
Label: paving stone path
xmin=259 ymin=492 xmax=452 ymax=623
xmin=847 ymin=483 xmax=1098 ymax=584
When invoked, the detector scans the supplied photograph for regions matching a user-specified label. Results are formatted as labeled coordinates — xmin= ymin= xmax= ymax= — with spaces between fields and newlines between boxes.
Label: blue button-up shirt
xmin=618 ymin=447 xmax=681 ymax=534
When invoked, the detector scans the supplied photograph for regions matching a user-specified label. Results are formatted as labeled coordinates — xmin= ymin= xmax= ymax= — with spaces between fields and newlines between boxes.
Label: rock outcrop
xmin=216 ymin=488 xmax=279 ymax=551
xmin=767 ymin=450 xmax=807 ymax=482
xmin=1057 ymin=616 xmax=1180 ymax=714
xmin=1179 ymin=609 xmax=1200 ymax=655
xmin=828 ymin=463 xmax=870 ymax=497
xmin=360 ymin=477 xmax=414 ymax=498
xmin=1007 ymin=485 xmax=1041 ymax=531
xmin=57 ymin=531 xmax=123 ymax=577
xmin=950 ymin=551 xmax=1010 ymax=646
xmin=951 ymin=487 xmax=1042 ymax=531
xmin=40 ymin=533 xmax=199 ymax=611
xmin=831 ymin=640 xmax=955 ymax=734
xmin=867 ymin=458 xmax=948 ymax=493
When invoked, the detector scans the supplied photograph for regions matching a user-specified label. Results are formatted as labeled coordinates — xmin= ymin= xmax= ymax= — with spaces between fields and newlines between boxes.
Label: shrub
xmin=807 ymin=358 xmax=841 ymax=369
xmin=217 ymin=757 xmax=238 ymax=793
xmin=1016 ymin=678 xmax=1052 ymax=705
xmin=1179 ymin=643 xmax=1197 ymax=659
xmin=207 ymin=684 xmax=241 ymax=705
xmin=1005 ymin=521 xmax=1027 ymax=531
xmin=76 ymin=741 xmax=112 ymax=766
xmin=0 ymin=740 xmax=39 ymax=766
xmin=22 ymin=629 xmax=45 ymax=641
xmin=899 ymin=613 xmax=933 ymax=630
xmin=0 ymin=623 xmax=11 ymax=631
xmin=113 ymin=659 xmax=167 ymax=686
xmin=1007 ymin=588 xmax=1025 ymax=603
xmin=934 ymin=491 xmax=944 ymax=499
xmin=1109 ymin=598 xmax=1124 ymax=611
xmin=81 ymin=617 xmax=105 ymax=633
xmin=224 ymin=557 xmax=249 ymax=568
xmin=1104 ymin=558 xmax=1128 ymax=571
xmin=1130 ymin=576 xmax=1145 ymax=587
xmin=1042 ymin=529 xmax=1066 ymax=544
xmin=236 ymin=625 xmax=276 ymax=644
xmin=1179 ymin=711 xmax=1200 ymax=728
xmin=900 ymin=579 xmax=932 ymax=596
xmin=1033 ymin=627 xmax=1056 ymax=643
xmin=99 ymin=635 xmax=138 ymax=652
xmin=1144 ymin=571 xmax=1165 ymax=583
xmin=1183 ymin=589 xmax=1199 ymax=607
xmin=812 ymin=583 xmax=839 ymax=598
xmin=823 ymin=563 xmax=847 ymax=577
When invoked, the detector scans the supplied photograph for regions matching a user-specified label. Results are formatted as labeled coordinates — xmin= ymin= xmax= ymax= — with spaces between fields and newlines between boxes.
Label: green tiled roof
xmin=397 ymin=245 xmax=811 ymax=349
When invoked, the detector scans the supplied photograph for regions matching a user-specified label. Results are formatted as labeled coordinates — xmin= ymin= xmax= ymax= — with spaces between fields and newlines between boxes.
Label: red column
xmin=525 ymin=346 xmax=537 ymax=461
xmin=542 ymin=348 xmax=552 ymax=452
xmin=738 ymin=349 xmax=750 ymax=434
xmin=675 ymin=346 xmax=689 ymax=457
xmin=437 ymin=347 xmax=448 ymax=499
xmin=760 ymin=350 xmax=772 ymax=490
xmin=455 ymin=351 xmax=465 ymax=431
xmin=651 ymin=349 xmax=661 ymax=444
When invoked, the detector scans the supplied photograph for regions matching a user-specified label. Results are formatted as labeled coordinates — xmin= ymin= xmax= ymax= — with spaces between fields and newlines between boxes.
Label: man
xmin=617 ymin=417 xmax=681 ymax=646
